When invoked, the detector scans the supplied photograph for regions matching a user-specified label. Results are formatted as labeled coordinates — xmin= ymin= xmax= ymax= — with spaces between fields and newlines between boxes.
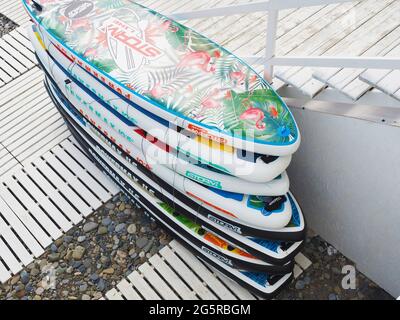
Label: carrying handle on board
xmin=264 ymin=195 xmax=287 ymax=212
xmin=32 ymin=0 xmax=43 ymax=12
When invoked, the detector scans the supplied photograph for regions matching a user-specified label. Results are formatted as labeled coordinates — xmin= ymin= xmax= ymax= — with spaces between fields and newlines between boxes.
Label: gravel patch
xmin=276 ymin=231 xmax=393 ymax=300
xmin=0 ymin=14 xmax=18 ymax=38
xmin=0 ymin=193 xmax=171 ymax=300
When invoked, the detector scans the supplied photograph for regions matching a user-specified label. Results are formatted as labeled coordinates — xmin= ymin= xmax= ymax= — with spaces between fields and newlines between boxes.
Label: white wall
xmin=287 ymin=107 xmax=400 ymax=298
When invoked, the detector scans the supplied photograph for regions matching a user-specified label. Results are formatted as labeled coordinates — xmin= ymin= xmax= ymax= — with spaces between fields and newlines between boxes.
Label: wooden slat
xmin=51 ymin=145 xmax=110 ymax=201
xmin=0 ymin=216 xmax=32 ymax=265
xmin=0 ymin=39 xmax=35 ymax=70
xmin=117 ymin=279 xmax=143 ymax=300
xmin=43 ymin=151 xmax=102 ymax=209
xmin=275 ymin=0 xmax=396 ymax=95
xmin=0 ymin=261 xmax=11 ymax=283
xmin=159 ymin=246 xmax=216 ymax=300
xmin=0 ymin=195 xmax=44 ymax=257
xmin=2 ymin=33 xmax=36 ymax=62
xmin=0 ymin=183 xmax=52 ymax=248
xmin=105 ymin=288 xmax=124 ymax=300
xmin=0 ymin=68 xmax=42 ymax=101
xmin=33 ymin=159 xmax=93 ymax=217
xmin=23 ymin=163 xmax=83 ymax=224
xmin=13 ymin=170 xmax=73 ymax=231
xmin=149 ymin=254 xmax=197 ymax=300
xmin=4 ymin=177 xmax=62 ymax=240
xmin=375 ymin=70 xmax=400 ymax=94
xmin=0 ymin=237 xmax=22 ymax=274
xmin=139 ymin=263 xmax=180 ymax=300
xmin=127 ymin=272 xmax=162 ymax=300
xmin=169 ymin=241 xmax=236 ymax=300
xmin=293 ymin=264 xmax=303 ymax=279
xmin=18 ymin=129 xmax=71 ymax=167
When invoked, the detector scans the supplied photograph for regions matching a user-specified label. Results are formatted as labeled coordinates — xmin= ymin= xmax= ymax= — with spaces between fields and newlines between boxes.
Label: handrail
xmin=169 ymin=0 xmax=399 ymax=80
xmin=244 ymin=56 xmax=400 ymax=69
xmin=170 ymin=0 xmax=356 ymax=20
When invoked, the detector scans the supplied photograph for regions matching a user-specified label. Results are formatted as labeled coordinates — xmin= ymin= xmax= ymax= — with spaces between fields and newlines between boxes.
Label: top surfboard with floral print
xmin=24 ymin=0 xmax=300 ymax=155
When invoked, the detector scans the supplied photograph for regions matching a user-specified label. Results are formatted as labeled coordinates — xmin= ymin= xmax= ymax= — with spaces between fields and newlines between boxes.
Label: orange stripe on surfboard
xmin=186 ymin=191 xmax=237 ymax=218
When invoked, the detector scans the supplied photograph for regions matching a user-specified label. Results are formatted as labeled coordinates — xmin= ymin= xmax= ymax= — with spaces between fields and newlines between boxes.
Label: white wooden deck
xmin=103 ymin=240 xmax=312 ymax=300
xmin=139 ymin=0 xmax=400 ymax=105
xmin=0 ymin=25 xmax=120 ymax=282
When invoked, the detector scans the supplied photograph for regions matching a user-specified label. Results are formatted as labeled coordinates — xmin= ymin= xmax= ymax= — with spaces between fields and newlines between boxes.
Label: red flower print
xmin=213 ymin=50 xmax=222 ymax=58
xmin=269 ymin=105 xmax=278 ymax=118
xmin=249 ymin=75 xmax=258 ymax=84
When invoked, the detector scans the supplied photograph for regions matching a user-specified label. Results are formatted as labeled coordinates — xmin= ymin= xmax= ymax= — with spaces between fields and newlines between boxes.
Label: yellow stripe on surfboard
xmin=195 ymin=136 xmax=234 ymax=153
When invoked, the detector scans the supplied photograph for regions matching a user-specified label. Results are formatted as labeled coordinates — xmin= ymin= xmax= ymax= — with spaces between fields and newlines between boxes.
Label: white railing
xmin=170 ymin=0 xmax=400 ymax=81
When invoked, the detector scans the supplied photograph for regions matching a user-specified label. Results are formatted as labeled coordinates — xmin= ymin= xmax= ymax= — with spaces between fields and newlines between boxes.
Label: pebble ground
xmin=0 ymin=194 xmax=171 ymax=300
xmin=0 ymin=14 xmax=17 ymax=37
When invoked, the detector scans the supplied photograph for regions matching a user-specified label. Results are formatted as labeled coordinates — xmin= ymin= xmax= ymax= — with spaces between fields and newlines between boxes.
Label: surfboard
xmin=44 ymin=72 xmax=306 ymax=265
xmin=54 ymin=102 xmax=296 ymax=274
xmin=23 ymin=0 xmax=300 ymax=157
xmin=32 ymin=24 xmax=292 ymax=184
xmin=68 ymin=126 xmax=294 ymax=298
xmin=35 ymin=31 xmax=291 ymax=193
xmin=31 ymin=28 xmax=294 ymax=231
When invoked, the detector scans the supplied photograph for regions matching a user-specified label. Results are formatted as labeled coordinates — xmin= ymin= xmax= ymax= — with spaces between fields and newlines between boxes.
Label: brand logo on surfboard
xmin=99 ymin=17 xmax=163 ymax=72
xmin=188 ymin=124 xmax=228 ymax=145
xmin=207 ymin=215 xmax=242 ymax=234
xmin=64 ymin=1 xmax=94 ymax=19
xmin=201 ymin=246 xmax=233 ymax=266
xmin=185 ymin=171 xmax=222 ymax=189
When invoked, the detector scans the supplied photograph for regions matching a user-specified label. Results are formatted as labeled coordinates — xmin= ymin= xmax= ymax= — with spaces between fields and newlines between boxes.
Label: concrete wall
xmin=287 ymin=107 xmax=400 ymax=298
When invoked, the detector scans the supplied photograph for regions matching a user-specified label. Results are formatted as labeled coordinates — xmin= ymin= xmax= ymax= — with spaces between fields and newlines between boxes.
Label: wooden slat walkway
xmin=314 ymin=27 xmax=400 ymax=100
xmin=0 ymin=22 xmax=120 ymax=282
xmin=0 ymin=137 xmax=119 ymax=283
xmin=275 ymin=0 xmax=400 ymax=97
xmin=104 ymin=240 xmax=312 ymax=300
xmin=359 ymin=43 xmax=400 ymax=101
xmin=0 ymin=0 xmax=31 ymax=26
xmin=138 ymin=0 xmax=400 ymax=102
xmin=0 ymin=26 xmax=36 ymax=88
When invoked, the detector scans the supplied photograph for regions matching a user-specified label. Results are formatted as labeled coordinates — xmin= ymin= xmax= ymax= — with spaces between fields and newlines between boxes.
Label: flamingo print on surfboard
xmin=23 ymin=0 xmax=300 ymax=156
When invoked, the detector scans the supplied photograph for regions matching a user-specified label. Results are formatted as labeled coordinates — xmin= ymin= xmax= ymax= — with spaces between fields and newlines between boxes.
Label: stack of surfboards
xmin=24 ymin=0 xmax=306 ymax=299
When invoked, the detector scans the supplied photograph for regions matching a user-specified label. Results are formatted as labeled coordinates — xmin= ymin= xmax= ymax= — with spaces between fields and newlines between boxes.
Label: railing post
xmin=264 ymin=9 xmax=278 ymax=82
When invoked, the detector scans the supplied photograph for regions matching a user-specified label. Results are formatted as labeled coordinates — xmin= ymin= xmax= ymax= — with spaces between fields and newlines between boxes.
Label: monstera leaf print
xmin=91 ymin=58 xmax=118 ymax=73
xmin=223 ymin=89 xmax=288 ymax=141
xmin=165 ymin=23 xmax=187 ymax=51
xmin=215 ymin=56 xmax=241 ymax=83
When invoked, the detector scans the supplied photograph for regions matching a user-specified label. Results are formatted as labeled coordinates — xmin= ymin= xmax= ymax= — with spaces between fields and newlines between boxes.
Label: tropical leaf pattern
xmin=29 ymin=0 xmax=298 ymax=145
